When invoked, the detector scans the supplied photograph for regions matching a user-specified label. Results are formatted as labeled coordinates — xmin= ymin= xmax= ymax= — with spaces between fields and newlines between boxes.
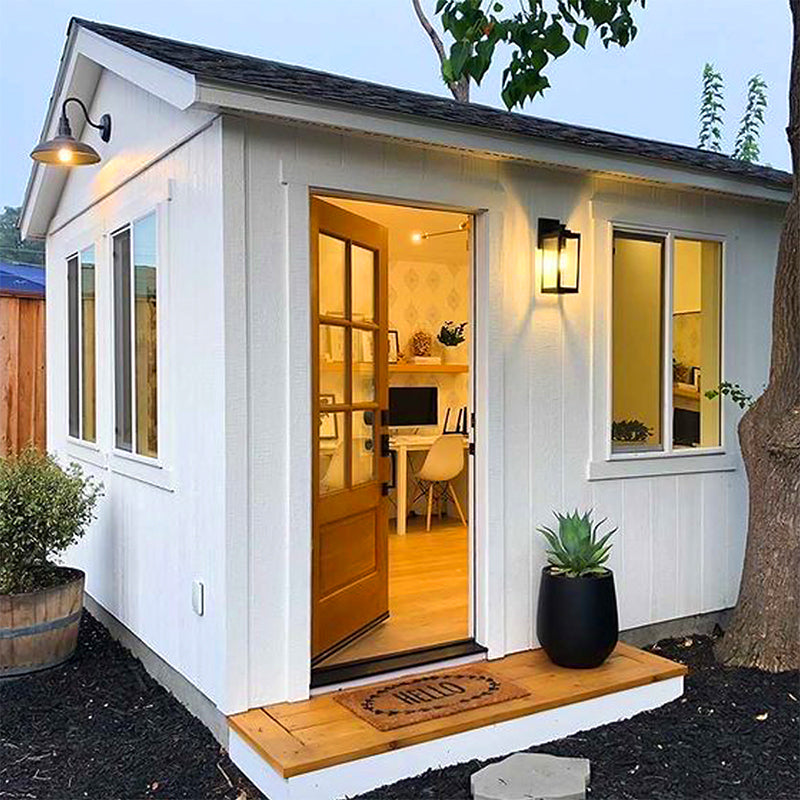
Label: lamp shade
xmin=30 ymin=135 xmax=101 ymax=166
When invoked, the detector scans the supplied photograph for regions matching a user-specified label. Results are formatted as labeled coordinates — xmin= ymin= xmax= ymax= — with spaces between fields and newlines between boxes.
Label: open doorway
xmin=310 ymin=194 xmax=475 ymax=684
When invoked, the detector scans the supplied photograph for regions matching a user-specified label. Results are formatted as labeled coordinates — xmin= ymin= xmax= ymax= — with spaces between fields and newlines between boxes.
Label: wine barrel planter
xmin=0 ymin=568 xmax=84 ymax=679
xmin=537 ymin=566 xmax=619 ymax=669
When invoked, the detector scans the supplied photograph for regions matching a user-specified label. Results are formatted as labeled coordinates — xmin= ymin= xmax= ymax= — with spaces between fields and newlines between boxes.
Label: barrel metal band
xmin=0 ymin=610 xmax=82 ymax=639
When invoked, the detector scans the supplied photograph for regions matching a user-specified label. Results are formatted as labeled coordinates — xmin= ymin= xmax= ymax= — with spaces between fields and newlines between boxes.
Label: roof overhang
xmin=20 ymin=24 xmax=196 ymax=240
xmin=194 ymin=81 xmax=792 ymax=206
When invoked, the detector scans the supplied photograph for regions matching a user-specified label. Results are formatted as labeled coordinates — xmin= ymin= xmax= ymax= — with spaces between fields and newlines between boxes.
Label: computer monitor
xmin=389 ymin=386 xmax=438 ymax=428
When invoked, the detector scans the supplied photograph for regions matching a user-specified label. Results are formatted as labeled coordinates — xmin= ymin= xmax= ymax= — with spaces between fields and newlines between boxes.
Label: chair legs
xmin=448 ymin=482 xmax=467 ymax=527
xmin=426 ymin=484 xmax=434 ymax=532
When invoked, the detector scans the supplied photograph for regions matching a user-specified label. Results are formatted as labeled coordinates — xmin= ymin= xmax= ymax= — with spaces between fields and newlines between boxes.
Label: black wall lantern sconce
xmin=30 ymin=97 xmax=112 ymax=166
xmin=538 ymin=217 xmax=581 ymax=294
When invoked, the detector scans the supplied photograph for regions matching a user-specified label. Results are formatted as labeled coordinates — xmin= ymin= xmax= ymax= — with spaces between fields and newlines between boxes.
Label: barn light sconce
xmin=30 ymin=97 xmax=112 ymax=166
xmin=538 ymin=218 xmax=580 ymax=294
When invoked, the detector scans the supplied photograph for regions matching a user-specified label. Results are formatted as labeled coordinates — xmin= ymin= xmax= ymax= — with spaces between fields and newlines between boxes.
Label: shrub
xmin=0 ymin=447 xmax=102 ymax=595
xmin=537 ymin=509 xmax=616 ymax=578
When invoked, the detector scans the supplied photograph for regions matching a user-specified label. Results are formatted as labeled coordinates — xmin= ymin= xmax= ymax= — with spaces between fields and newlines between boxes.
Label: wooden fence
xmin=1 ymin=294 xmax=46 ymax=456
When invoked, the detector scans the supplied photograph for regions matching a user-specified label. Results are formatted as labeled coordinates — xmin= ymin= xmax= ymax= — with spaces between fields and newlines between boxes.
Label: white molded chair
xmin=412 ymin=435 xmax=467 ymax=531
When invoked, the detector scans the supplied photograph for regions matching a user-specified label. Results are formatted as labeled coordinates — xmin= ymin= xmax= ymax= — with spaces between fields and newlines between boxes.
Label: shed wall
xmin=229 ymin=117 xmax=782 ymax=707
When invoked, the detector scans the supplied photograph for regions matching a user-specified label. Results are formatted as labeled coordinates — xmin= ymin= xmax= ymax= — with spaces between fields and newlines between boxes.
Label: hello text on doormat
xmin=333 ymin=667 xmax=529 ymax=731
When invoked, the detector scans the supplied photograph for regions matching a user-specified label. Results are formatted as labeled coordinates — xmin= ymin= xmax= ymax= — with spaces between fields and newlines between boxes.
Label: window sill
xmin=64 ymin=438 xmax=107 ymax=469
xmin=588 ymin=450 xmax=738 ymax=481
xmin=109 ymin=450 xmax=174 ymax=492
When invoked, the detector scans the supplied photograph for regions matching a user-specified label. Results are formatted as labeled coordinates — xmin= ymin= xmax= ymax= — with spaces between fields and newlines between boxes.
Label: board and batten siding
xmin=45 ymin=70 xmax=231 ymax=710
xmin=228 ymin=116 xmax=782 ymax=708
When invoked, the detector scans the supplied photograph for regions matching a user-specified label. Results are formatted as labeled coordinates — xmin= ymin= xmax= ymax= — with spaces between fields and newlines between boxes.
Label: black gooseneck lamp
xmin=30 ymin=97 xmax=112 ymax=166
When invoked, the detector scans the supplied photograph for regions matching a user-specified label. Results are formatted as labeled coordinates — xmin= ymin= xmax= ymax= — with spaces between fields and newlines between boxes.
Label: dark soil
xmin=355 ymin=633 xmax=800 ymax=800
xmin=0 ymin=611 xmax=261 ymax=800
xmin=2 ymin=616 xmax=797 ymax=799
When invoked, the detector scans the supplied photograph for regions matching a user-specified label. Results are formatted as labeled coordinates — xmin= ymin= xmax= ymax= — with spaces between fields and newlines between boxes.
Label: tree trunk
xmin=716 ymin=0 xmax=800 ymax=672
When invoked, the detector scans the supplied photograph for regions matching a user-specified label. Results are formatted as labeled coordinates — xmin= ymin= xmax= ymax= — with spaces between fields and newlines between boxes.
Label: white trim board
xmin=228 ymin=676 xmax=683 ymax=800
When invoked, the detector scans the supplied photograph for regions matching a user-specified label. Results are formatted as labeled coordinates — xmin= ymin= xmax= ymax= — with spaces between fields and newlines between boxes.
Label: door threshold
xmin=310 ymin=638 xmax=486 ymax=689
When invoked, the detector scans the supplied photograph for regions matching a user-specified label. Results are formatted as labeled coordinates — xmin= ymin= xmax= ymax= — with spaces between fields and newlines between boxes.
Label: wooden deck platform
xmin=229 ymin=643 xmax=686 ymax=781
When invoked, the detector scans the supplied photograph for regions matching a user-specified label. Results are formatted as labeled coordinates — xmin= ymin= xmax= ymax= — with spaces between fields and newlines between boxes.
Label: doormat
xmin=333 ymin=666 xmax=529 ymax=731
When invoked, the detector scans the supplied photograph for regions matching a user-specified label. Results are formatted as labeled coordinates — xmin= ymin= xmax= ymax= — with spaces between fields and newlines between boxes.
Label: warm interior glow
xmin=559 ymin=236 xmax=580 ymax=289
xmin=58 ymin=147 xmax=73 ymax=163
xmin=411 ymin=232 xmax=423 ymax=244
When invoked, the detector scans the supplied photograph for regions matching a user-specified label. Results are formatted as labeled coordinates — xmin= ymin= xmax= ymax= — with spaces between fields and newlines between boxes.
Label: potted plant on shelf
xmin=437 ymin=320 xmax=468 ymax=364
xmin=536 ymin=509 xmax=618 ymax=669
xmin=0 ymin=447 xmax=102 ymax=677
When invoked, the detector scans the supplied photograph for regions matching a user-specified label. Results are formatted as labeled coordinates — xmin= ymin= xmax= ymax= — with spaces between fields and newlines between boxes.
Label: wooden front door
xmin=311 ymin=198 xmax=389 ymax=663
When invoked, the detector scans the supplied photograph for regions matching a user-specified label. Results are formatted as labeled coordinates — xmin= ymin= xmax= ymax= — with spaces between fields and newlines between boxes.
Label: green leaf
xmin=573 ymin=24 xmax=589 ymax=47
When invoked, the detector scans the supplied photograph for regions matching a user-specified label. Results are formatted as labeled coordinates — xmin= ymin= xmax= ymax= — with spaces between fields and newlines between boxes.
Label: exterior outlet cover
xmin=192 ymin=580 xmax=205 ymax=616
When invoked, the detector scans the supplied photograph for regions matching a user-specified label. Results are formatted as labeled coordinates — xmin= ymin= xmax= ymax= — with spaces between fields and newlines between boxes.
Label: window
xmin=67 ymin=245 xmax=96 ymax=442
xmin=611 ymin=231 xmax=722 ymax=454
xmin=112 ymin=212 xmax=158 ymax=458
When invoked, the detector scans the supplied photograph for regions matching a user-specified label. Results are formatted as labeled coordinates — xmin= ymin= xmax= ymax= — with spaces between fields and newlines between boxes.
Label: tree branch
xmin=412 ymin=0 xmax=446 ymax=62
xmin=411 ymin=0 xmax=470 ymax=102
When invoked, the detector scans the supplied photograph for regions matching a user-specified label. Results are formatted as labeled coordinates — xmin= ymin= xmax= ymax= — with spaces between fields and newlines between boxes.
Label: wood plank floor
xmin=316 ymin=517 xmax=469 ymax=667
xmin=230 ymin=643 xmax=687 ymax=778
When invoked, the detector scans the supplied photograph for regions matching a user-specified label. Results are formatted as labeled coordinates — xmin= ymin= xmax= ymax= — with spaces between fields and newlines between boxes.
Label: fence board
xmin=1 ymin=295 xmax=46 ymax=456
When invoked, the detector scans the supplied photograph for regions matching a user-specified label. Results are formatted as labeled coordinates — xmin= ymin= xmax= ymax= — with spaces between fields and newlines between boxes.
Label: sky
xmin=0 ymin=0 xmax=793 ymax=207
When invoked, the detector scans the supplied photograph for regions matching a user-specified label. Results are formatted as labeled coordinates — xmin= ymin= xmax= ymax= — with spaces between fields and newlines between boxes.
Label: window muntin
xmin=67 ymin=246 xmax=96 ymax=442
xmin=611 ymin=231 xmax=722 ymax=455
xmin=113 ymin=212 xmax=158 ymax=458
xmin=611 ymin=233 xmax=665 ymax=453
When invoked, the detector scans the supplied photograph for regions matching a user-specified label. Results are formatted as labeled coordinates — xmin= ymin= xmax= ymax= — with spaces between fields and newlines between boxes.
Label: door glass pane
xmin=612 ymin=234 xmax=664 ymax=453
xmin=673 ymin=239 xmax=722 ymax=449
xmin=319 ymin=234 xmax=346 ymax=317
xmin=80 ymin=246 xmax=96 ymax=443
xmin=113 ymin=228 xmax=133 ymax=452
xmin=351 ymin=244 xmax=375 ymax=323
xmin=319 ymin=410 xmax=345 ymax=494
xmin=67 ymin=255 xmax=79 ymax=439
xmin=319 ymin=325 xmax=346 ymax=403
xmin=352 ymin=410 xmax=376 ymax=486
xmin=134 ymin=214 xmax=158 ymax=458
xmin=352 ymin=328 xmax=375 ymax=404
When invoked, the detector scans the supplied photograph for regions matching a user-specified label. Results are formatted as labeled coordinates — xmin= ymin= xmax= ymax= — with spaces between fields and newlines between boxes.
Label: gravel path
xmin=1 ymin=613 xmax=796 ymax=799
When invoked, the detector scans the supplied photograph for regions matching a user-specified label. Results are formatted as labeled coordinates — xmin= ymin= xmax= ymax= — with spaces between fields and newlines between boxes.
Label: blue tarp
xmin=0 ymin=262 xmax=45 ymax=297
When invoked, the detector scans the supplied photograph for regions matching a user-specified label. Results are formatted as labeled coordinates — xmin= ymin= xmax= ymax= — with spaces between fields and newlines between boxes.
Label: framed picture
xmin=388 ymin=330 xmax=400 ymax=364
xmin=319 ymin=394 xmax=339 ymax=440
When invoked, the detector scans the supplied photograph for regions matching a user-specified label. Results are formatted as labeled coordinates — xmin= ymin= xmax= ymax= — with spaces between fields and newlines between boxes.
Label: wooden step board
xmin=229 ymin=643 xmax=686 ymax=780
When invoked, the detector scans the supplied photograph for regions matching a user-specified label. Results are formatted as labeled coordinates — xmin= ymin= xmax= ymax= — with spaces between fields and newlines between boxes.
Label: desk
xmin=389 ymin=434 xmax=469 ymax=534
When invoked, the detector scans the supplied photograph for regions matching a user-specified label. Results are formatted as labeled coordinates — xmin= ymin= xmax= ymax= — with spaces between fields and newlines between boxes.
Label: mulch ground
xmin=0 ymin=612 xmax=261 ymax=800
xmin=1 ymin=614 xmax=797 ymax=799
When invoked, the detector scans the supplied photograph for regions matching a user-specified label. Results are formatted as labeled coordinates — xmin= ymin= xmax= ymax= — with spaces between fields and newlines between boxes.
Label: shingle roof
xmin=73 ymin=18 xmax=792 ymax=192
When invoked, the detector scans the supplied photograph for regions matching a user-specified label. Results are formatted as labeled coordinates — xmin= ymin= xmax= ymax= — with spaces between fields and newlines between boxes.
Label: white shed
xmin=20 ymin=18 xmax=790 ymax=800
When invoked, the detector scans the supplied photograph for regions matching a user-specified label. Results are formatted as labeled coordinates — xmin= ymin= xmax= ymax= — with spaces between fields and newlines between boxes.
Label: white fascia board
xmin=20 ymin=25 xmax=196 ymax=240
xmin=196 ymin=82 xmax=791 ymax=205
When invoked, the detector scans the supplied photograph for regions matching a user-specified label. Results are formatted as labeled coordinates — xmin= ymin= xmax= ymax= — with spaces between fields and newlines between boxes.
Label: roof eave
xmin=195 ymin=79 xmax=792 ymax=205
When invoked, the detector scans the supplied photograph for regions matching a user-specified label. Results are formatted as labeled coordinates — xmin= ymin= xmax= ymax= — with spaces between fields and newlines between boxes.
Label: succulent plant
xmin=537 ymin=510 xmax=616 ymax=578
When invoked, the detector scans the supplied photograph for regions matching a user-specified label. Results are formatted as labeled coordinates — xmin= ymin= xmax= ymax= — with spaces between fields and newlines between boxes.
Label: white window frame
xmin=65 ymin=244 xmax=97 ymax=446
xmin=107 ymin=202 xmax=172 ymax=490
xmin=589 ymin=210 xmax=737 ymax=481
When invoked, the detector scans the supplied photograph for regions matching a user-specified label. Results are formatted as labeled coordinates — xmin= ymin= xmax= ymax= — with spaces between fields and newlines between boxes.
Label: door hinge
xmin=381 ymin=482 xmax=390 ymax=496
xmin=380 ymin=433 xmax=391 ymax=457
xmin=469 ymin=441 xmax=475 ymax=456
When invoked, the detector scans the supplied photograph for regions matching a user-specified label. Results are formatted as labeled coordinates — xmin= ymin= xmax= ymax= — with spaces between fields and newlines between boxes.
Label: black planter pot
xmin=536 ymin=566 xmax=619 ymax=669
